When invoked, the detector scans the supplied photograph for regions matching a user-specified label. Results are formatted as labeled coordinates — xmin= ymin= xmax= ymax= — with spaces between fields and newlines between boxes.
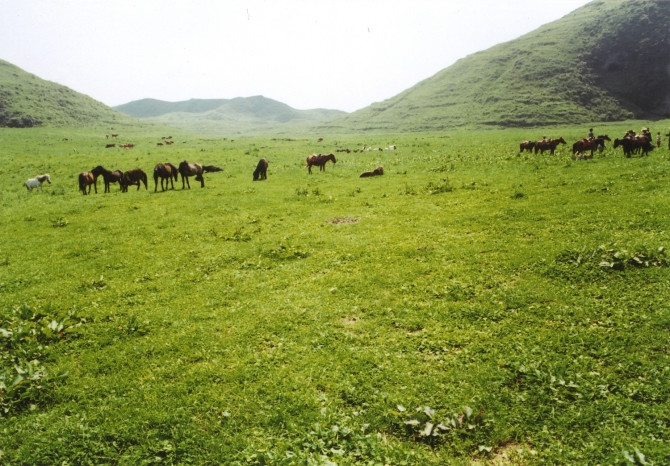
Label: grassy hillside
xmin=0 ymin=60 xmax=133 ymax=128
xmin=115 ymin=96 xmax=346 ymax=136
xmin=325 ymin=0 xmax=670 ymax=132
xmin=0 ymin=124 xmax=669 ymax=463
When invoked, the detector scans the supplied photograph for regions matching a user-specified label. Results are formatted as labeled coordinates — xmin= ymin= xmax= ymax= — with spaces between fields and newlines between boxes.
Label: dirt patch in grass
xmin=327 ymin=217 xmax=360 ymax=225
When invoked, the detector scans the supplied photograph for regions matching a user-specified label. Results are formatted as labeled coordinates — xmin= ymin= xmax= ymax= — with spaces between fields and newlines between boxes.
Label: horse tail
xmin=142 ymin=173 xmax=148 ymax=190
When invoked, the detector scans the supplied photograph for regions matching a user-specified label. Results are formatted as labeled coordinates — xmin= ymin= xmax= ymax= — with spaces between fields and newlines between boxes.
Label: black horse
xmin=253 ymin=158 xmax=268 ymax=181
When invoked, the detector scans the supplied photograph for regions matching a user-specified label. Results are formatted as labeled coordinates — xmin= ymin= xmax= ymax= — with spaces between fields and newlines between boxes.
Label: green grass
xmin=1 ymin=124 xmax=669 ymax=464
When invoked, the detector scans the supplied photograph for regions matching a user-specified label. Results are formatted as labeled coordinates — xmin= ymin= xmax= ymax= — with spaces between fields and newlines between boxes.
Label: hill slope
xmin=323 ymin=0 xmax=670 ymax=131
xmin=0 ymin=60 xmax=132 ymax=128
xmin=115 ymin=96 xmax=346 ymax=135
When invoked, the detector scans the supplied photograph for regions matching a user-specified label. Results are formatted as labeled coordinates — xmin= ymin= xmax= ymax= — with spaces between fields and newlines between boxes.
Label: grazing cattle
xmin=119 ymin=143 xmax=135 ymax=149
xmin=306 ymin=153 xmax=336 ymax=174
xmin=120 ymin=168 xmax=148 ymax=192
xmin=253 ymin=158 xmax=269 ymax=181
xmin=91 ymin=165 xmax=123 ymax=193
xmin=25 ymin=174 xmax=51 ymax=191
xmin=360 ymin=166 xmax=384 ymax=178
xmin=178 ymin=161 xmax=205 ymax=189
xmin=105 ymin=143 xmax=116 ymax=148
xmin=153 ymin=162 xmax=179 ymax=192
xmin=534 ymin=137 xmax=566 ymax=155
xmin=79 ymin=171 xmax=97 ymax=195
xmin=521 ymin=140 xmax=537 ymax=152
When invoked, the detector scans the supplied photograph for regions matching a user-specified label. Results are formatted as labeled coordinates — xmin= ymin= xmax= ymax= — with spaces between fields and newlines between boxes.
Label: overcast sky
xmin=1 ymin=0 xmax=591 ymax=112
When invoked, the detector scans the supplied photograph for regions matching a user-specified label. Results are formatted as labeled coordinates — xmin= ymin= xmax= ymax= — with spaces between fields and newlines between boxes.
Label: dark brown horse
xmin=79 ymin=171 xmax=97 ymax=195
xmin=253 ymin=158 xmax=268 ymax=181
xmin=360 ymin=166 xmax=384 ymax=178
xmin=120 ymin=168 xmax=148 ymax=192
xmin=153 ymin=162 xmax=179 ymax=192
xmin=91 ymin=165 xmax=123 ymax=193
xmin=519 ymin=141 xmax=536 ymax=153
xmin=572 ymin=137 xmax=609 ymax=158
xmin=306 ymin=153 xmax=336 ymax=174
xmin=534 ymin=137 xmax=566 ymax=155
xmin=614 ymin=135 xmax=653 ymax=157
xmin=179 ymin=161 xmax=204 ymax=189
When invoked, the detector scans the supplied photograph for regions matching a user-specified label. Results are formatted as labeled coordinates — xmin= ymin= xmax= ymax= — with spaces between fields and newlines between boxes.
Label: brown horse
xmin=306 ymin=153 xmax=336 ymax=174
xmin=91 ymin=165 xmax=123 ymax=193
xmin=120 ymin=168 xmax=148 ymax=192
xmin=572 ymin=137 xmax=609 ymax=158
xmin=534 ymin=137 xmax=566 ymax=155
xmin=253 ymin=158 xmax=268 ymax=181
xmin=179 ymin=161 xmax=204 ymax=189
xmin=79 ymin=171 xmax=97 ymax=195
xmin=519 ymin=141 xmax=536 ymax=153
xmin=360 ymin=166 xmax=384 ymax=178
xmin=153 ymin=162 xmax=179 ymax=192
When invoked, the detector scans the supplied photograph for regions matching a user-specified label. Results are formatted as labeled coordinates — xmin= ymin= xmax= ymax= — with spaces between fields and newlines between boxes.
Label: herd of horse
xmin=26 ymin=152 xmax=387 ymax=194
xmin=77 ymin=161 xmax=223 ymax=195
xmin=519 ymin=130 xmax=655 ymax=159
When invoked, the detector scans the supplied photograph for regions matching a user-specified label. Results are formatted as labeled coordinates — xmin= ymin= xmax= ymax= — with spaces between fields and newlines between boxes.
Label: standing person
xmin=657 ymin=132 xmax=662 ymax=148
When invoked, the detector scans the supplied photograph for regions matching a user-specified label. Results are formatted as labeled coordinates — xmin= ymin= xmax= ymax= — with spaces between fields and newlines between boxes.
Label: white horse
xmin=25 ymin=174 xmax=51 ymax=191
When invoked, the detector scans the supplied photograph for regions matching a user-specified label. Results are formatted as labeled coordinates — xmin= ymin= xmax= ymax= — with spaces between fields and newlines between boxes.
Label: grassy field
xmin=1 ymin=124 xmax=669 ymax=464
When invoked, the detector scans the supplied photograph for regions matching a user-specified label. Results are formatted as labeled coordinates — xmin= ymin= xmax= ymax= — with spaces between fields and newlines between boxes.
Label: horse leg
xmin=154 ymin=175 xmax=159 ymax=192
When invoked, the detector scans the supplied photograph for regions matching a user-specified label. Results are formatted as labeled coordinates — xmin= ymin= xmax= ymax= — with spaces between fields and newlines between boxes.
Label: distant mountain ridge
xmin=114 ymin=98 xmax=229 ymax=118
xmin=114 ymin=96 xmax=346 ymax=135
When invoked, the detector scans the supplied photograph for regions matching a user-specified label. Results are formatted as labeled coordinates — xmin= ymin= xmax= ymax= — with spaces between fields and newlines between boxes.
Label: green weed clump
xmin=0 ymin=305 xmax=84 ymax=414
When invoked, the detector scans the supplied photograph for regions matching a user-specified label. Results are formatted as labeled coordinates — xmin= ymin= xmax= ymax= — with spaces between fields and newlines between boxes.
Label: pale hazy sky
xmin=0 ymin=0 xmax=591 ymax=112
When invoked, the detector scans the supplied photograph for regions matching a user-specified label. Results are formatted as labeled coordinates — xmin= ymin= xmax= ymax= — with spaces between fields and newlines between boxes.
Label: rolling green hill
xmin=322 ymin=0 xmax=670 ymax=131
xmin=0 ymin=60 xmax=132 ymax=128
xmin=114 ymin=96 xmax=346 ymax=135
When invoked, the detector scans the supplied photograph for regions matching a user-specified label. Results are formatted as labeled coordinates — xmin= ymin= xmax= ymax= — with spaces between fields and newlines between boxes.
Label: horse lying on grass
xmin=360 ymin=166 xmax=384 ymax=178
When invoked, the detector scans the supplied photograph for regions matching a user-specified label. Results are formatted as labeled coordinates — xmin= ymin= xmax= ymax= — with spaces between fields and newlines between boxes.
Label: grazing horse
xmin=120 ymin=168 xmax=148 ymax=192
xmin=25 ymin=174 xmax=51 ymax=191
xmin=79 ymin=171 xmax=97 ymax=195
xmin=178 ymin=161 xmax=205 ymax=189
xmin=253 ymin=158 xmax=269 ymax=181
xmin=153 ymin=162 xmax=179 ymax=192
xmin=360 ymin=166 xmax=384 ymax=178
xmin=572 ymin=137 xmax=609 ymax=159
xmin=519 ymin=141 xmax=536 ymax=153
xmin=306 ymin=153 xmax=336 ymax=174
xmin=534 ymin=137 xmax=566 ymax=155
xmin=91 ymin=165 xmax=123 ymax=193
